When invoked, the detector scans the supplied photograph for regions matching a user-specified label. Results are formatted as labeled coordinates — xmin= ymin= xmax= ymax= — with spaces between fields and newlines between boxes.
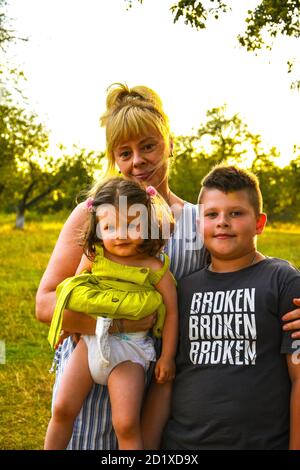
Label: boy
xmin=163 ymin=165 xmax=300 ymax=450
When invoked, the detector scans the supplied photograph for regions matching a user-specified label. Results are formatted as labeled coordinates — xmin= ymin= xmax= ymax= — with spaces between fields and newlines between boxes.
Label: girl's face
xmin=97 ymin=207 xmax=144 ymax=259
xmin=113 ymin=134 xmax=170 ymax=189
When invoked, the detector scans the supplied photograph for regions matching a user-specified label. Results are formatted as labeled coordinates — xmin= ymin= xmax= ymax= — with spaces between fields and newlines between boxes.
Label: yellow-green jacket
xmin=48 ymin=247 xmax=172 ymax=349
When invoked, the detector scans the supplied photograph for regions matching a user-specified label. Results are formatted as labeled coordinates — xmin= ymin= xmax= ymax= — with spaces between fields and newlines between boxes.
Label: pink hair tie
xmin=146 ymin=186 xmax=157 ymax=197
xmin=86 ymin=197 xmax=94 ymax=212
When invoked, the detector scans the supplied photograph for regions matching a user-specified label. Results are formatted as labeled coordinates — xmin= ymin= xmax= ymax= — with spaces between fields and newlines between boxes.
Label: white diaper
xmin=82 ymin=322 xmax=156 ymax=385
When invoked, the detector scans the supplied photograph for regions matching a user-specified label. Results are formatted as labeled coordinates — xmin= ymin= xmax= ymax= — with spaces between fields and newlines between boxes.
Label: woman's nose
xmin=132 ymin=150 xmax=145 ymax=167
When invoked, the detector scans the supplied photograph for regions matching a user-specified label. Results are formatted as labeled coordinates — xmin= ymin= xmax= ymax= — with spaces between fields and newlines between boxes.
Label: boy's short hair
xmin=198 ymin=165 xmax=263 ymax=215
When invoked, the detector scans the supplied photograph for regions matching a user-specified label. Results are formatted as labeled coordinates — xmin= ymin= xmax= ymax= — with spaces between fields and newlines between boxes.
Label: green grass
xmin=0 ymin=215 xmax=64 ymax=450
xmin=0 ymin=213 xmax=300 ymax=449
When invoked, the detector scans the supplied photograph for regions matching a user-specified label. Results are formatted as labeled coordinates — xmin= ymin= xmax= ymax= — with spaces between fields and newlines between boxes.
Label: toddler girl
xmin=44 ymin=177 xmax=178 ymax=450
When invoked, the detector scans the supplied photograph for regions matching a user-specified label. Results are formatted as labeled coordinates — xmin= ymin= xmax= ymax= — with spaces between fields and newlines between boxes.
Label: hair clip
xmin=146 ymin=186 xmax=157 ymax=197
xmin=86 ymin=197 xmax=94 ymax=212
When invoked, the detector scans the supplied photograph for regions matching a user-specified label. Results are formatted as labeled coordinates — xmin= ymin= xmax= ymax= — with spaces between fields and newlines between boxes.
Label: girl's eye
xmin=104 ymin=224 xmax=116 ymax=232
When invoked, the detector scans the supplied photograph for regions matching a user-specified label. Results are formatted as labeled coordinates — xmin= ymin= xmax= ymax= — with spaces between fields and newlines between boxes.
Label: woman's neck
xmin=157 ymin=183 xmax=184 ymax=208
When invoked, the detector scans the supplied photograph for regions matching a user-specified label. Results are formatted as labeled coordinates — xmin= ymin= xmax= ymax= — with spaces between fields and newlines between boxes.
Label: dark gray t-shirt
xmin=163 ymin=258 xmax=300 ymax=450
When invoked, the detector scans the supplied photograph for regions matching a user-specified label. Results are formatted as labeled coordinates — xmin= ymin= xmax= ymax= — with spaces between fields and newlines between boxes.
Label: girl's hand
xmin=155 ymin=356 xmax=176 ymax=384
xmin=282 ymin=299 xmax=300 ymax=339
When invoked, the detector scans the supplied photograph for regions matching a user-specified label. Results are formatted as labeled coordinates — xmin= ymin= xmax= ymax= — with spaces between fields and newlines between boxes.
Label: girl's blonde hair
xmin=99 ymin=83 xmax=171 ymax=175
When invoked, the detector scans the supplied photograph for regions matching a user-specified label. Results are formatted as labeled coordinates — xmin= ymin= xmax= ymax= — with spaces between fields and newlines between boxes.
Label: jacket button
xmin=140 ymin=268 xmax=147 ymax=273
xmin=112 ymin=298 xmax=119 ymax=302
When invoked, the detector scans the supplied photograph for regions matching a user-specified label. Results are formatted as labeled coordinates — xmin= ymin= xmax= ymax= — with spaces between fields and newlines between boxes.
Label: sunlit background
xmin=5 ymin=0 xmax=300 ymax=166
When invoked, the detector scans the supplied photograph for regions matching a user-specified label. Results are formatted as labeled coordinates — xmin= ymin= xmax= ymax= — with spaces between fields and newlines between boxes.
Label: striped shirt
xmin=52 ymin=202 xmax=209 ymax=449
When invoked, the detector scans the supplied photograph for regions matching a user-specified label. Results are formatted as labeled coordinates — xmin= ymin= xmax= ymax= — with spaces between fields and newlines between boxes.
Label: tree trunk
xmin=15 ymin=207 xmax=25 ymax=229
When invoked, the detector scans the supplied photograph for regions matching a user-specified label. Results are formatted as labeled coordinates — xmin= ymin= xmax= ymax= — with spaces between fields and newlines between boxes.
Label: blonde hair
xmin=99 ymin=83 xmax=171 ymax=175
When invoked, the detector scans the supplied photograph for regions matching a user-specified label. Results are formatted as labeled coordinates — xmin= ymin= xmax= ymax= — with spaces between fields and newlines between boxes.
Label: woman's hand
xmin=109 ymin=313 xmax=157 ymax=334
xmin=54 ymin=330 xmax=81 ymax=349
xmin=282 ymin=299 xmax=300 ymax=339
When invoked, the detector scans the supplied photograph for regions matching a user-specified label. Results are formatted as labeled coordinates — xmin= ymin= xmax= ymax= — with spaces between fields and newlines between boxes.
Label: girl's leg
xmin=44 ymin=338 xmax=93 ymax=449
xmin=108 ymin=361 xmax=145 ymax=450
xmin=141 ymin=380 xmax=173 ymax=450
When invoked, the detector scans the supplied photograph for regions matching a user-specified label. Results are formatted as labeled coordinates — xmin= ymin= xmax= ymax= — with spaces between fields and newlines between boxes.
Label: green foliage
xmin=169 ymin=105 xmax=260 ymax=203
xmin=0 ymin=0 xmax=27 ymax=51
xmin=170 ymin=0 xmax=230 ymax=29
xmin=238 ymin=0 xmax=300 ymax=51
xmin=0 ymin=0 xmax=11 ymax=48
xmin=125 ymin=1 xmax=300 ymax=87
xmin=125 ymin=0 xmax=300 ymax=45
xmin=0 ymin=95 xmax=104 ymax=226
xmin=169 ymin=105 xmax=300 ymax=221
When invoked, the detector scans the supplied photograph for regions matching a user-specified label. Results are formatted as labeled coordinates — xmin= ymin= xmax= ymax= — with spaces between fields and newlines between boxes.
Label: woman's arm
xmin=154 ymin=271 xmax=179 ymax=383
xmin=287 ymin=354 xmax=300 ymax=449
xmin=36 ymin=203 xmax=154 ymax=335
xmin=35 ymin=202 xmax=96 ymax=335
xmin=282 ymin=299 xmax=300 ymax=339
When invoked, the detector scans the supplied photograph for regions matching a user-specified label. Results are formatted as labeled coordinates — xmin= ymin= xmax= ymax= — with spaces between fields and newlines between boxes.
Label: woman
xmin=36 ymin=83 xmax=300 ymax=450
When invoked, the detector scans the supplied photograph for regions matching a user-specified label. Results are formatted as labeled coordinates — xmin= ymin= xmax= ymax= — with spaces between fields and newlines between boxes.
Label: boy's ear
xmin=256 ymin=213 xmax=267 ymax=234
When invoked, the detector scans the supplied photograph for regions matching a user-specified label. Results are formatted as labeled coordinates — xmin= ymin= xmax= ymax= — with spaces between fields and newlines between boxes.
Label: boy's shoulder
xmin=261 ymin=257 xmax=300 ymax=287
xmin=263 ymin=256 xmax=299 ymax=275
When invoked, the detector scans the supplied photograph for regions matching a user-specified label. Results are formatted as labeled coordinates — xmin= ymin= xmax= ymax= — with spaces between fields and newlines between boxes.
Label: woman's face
xmin=113 ymin=134 xmax=170 ymax=189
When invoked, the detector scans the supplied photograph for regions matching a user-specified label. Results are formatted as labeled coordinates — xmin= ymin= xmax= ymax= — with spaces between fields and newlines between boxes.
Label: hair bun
xmin=104 ymin=83 xmax=164 ymax=116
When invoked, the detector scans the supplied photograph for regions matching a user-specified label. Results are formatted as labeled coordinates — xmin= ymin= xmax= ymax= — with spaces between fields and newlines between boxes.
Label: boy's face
xmin=201 ymin=189 xmax=266 ymax=261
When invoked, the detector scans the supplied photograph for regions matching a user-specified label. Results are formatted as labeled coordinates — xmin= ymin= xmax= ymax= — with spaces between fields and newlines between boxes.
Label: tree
xmin=0 ymin=0 xmax=11 ymax=48
xmin=8 ymin=148 xmax=104 ymax=229
xmin=125 ymin=0 xmax=300 ymax=88
xmin=0 ymin=102 xmax=104 ymax=228
xmin=0 ymin=0 xmax=26 ymax=50
xmin=169 ymin=105 xmax=260 ymax=202
xmin=126 ymin=0 xmax=300 ymax=43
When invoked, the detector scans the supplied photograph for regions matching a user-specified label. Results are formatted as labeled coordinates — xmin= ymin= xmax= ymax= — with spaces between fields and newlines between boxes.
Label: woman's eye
xmin=119 ymin=151 xmax=131 ymax=159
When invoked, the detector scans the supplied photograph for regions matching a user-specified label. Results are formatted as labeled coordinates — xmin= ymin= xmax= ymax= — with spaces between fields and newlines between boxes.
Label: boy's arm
xmin=286 ymin=354 xmax=300 ymax=450
xmin=155 ymin=271 xmax=179 ymax=383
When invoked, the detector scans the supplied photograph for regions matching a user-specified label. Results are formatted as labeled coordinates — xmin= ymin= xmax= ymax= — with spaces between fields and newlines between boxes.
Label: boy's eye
xmin=142 ymin=143 xmax=155 ymax=152
xmin=205 ymin=212 xmax=218 ymax=218
xmin=231 ymin=211 xmax=242 ymax=217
